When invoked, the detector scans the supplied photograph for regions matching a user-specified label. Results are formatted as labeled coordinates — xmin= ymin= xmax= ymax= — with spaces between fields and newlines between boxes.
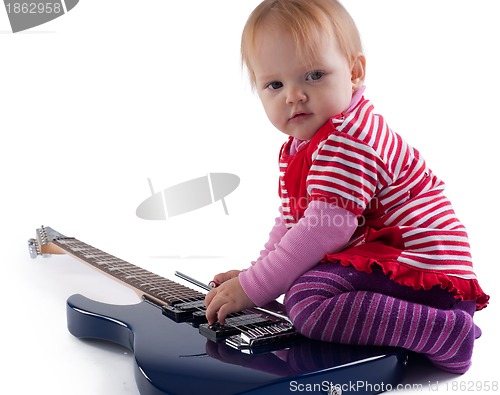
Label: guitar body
xmin=67 ymin=294 xmax=407 ymax=395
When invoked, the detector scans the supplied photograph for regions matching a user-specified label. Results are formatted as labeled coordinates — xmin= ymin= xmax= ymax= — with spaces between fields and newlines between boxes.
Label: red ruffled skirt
xmin=325 ymin=227 xmax=490 ymax=311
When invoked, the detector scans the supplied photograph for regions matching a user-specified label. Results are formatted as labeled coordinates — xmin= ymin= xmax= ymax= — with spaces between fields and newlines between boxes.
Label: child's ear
xmin=351 ymin=54 xmax=366 ymax=91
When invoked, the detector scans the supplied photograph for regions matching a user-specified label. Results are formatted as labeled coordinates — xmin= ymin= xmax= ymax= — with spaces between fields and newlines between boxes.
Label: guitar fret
xmin=108 ymin=265 xmax=135 ymax=272
xmin=53 ymin=238 xmax=204 ymax=305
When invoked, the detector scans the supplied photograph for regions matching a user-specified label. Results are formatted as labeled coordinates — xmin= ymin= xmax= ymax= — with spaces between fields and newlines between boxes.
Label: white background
xmin=1 ymin=0 xmax=498 ymax=393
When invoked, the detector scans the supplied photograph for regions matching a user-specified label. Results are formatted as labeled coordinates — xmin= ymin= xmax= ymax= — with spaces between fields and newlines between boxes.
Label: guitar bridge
xmin=198 ymin=309 xmax=300 ymax=353
xmin=225 ymin=322 xmax=298 ymax=353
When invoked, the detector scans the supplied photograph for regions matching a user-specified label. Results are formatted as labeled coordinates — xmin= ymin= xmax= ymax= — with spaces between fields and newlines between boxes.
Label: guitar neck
xmin=33 ymin=226 xmax=204 ymax=307
xmin=30 ymin=226 xmax=299 ymax=352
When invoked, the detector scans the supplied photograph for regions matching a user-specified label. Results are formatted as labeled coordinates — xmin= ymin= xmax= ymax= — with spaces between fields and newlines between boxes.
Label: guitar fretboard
xmin=53 ymin=238 xmax=204 ymax=306
xmin=32 ymin=226 xmax=299 ymax=351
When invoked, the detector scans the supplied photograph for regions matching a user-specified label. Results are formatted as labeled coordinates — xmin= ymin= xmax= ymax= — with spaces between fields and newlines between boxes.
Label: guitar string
xmin=60 ymin=237 xmax=283 ymax=338
xmin=41 ymin=228 xmax=271 ymax=336
xmin=55 ymin=239 xmax=270 ymax=338
xmin=104 ymin=261 xmax=263 ymax=337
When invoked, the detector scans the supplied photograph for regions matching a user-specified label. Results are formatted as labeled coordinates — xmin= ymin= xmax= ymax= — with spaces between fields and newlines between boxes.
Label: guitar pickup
xmin=199 ymin=322 xmax=241 ymax=342
xmin=162 ymin=299 xmax=206 ymax=322
xmin=191 ymin=310 xmax=208 ymax=326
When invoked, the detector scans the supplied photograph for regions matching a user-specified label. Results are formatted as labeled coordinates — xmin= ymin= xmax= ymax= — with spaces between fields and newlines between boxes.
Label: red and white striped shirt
xmin=278 ymin=98 xmax=488 ymax=309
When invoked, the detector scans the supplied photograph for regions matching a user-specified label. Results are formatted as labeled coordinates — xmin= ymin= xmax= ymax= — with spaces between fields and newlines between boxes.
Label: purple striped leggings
xmin=283 ymin=262 xmax=480 ymax=374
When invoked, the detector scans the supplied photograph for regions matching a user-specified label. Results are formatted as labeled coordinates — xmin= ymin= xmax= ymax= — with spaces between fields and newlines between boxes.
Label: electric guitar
xmin=29 ymin=226 xmax=407 ymax=395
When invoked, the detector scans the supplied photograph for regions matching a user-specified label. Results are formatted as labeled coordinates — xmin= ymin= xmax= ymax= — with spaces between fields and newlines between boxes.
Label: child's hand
xmin=210 ymin=269 xmax=242 ymax=287
xmin=205 ymin=277 xmax=254 ymax=325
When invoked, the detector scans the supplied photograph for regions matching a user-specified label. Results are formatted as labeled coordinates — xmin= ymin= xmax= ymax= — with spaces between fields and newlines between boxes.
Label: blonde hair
xmin=241 ymin=0 xmax=363 ymax=87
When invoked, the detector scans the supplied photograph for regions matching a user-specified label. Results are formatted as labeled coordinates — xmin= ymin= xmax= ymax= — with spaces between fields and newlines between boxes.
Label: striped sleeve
xmin=306 ymin=132 xmax=389 ymax=216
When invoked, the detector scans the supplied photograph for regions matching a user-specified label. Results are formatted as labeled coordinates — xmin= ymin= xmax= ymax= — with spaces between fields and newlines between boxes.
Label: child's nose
xmin=286 ymin=86 xmax=307 ymax=104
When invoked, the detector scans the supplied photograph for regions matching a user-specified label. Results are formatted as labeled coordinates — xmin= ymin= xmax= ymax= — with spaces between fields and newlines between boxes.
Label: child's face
xmin=253 ymin=28 xmax=359 ymax=140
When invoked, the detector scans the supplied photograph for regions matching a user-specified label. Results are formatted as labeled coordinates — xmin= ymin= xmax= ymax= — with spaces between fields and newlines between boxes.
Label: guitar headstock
xmin=28 ymin=226 xmax=68 ymax=258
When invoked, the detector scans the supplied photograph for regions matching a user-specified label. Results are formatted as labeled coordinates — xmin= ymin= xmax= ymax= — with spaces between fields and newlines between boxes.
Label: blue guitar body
xmin=29 ymin=227 xmax=408 ymax=395
xmin=67 ymin=294 xmax=407 ymax=395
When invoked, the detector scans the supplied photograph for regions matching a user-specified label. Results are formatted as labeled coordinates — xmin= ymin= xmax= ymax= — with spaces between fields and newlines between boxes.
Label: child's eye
xmin=266 ymin=81 xmax=283 ymax=90
xmin=306 ymin=70 xmax=325 ymax=81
